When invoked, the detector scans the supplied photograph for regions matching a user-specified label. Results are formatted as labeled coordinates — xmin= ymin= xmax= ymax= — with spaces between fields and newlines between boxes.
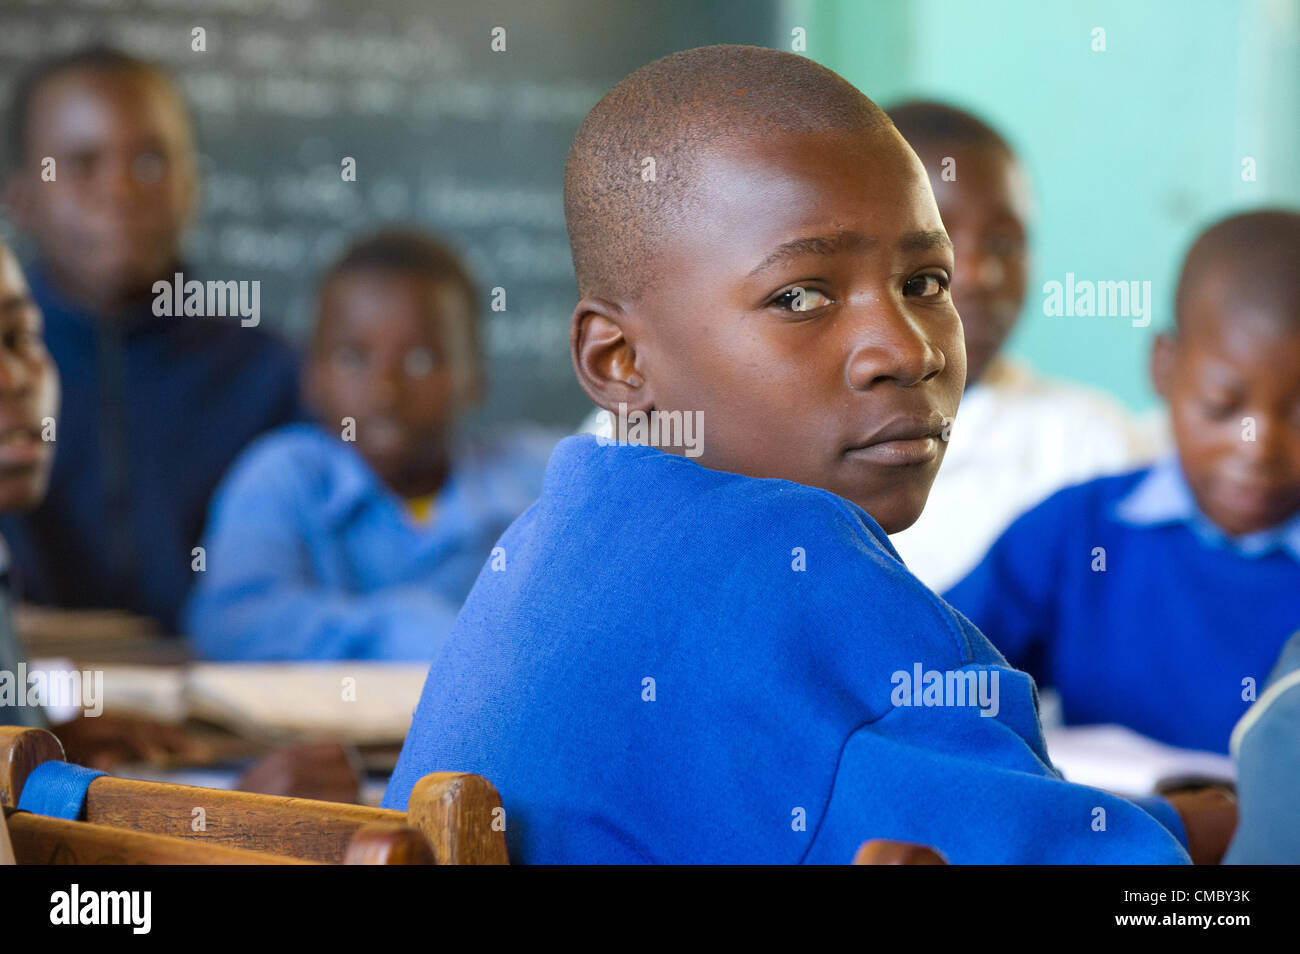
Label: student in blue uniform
xmin=0 ymin=47 xmax=300 ymax=633
xmin=1226 ymin=630 xmax=1300 ymax=863
xmin=946 ymin=210 xmax=1300 ymax=756
xmin=383 ymin=46 xmax=1228 ymax=864
xmin=184 ymin=230 xmax=555 ymax=661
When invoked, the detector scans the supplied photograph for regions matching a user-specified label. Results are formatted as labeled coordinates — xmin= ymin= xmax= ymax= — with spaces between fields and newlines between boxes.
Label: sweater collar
xmin=1115 ymin=454 xmax=1300 ymax=562
xmin=316 ymin=425 xmax=520 ymax=541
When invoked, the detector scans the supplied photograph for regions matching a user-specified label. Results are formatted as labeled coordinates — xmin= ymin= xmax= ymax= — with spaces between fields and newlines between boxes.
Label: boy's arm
xmin=183 ymin=447 xmax=460 ymax=662
xmin=942 ymin=496 xmax=1067 ymax=675
xmin=803 ymin=666 xmax=1193 ymax=865
xmin=187 ymin=577 xmax=461 ymax=661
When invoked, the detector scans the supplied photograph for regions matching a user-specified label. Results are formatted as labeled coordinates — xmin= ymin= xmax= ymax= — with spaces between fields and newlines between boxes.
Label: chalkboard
xmin=0 ymin=0 xmax=777 ymax=429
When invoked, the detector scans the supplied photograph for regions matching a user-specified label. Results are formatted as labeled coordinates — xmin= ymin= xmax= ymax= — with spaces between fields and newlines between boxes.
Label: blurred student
xmin=184 ymin=230 xmax=555 ymax=661
xmin=884 ymin=102 xmax=1156 ymax=593
xmin=946 ymin=210 xmax=1300 ymax=755
xmin=385 ymin=47 xmax=1234 ymax=864
xmin=0 ymin=238 xmax=206 ymax=764
xmin=1226 ymin=629 xmax=1300 ymax=863
xmin=0 ymin=239 xmax=360 ymax=799
xmin=0 ymin=46 xmax=300 ymax=633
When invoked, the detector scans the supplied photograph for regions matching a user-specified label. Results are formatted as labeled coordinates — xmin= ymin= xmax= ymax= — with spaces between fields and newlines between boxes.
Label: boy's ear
xmin=570 ymin=297 xmax=651 ymax=413
xmin=1150 ymin=331 xmax=1177 ymax=400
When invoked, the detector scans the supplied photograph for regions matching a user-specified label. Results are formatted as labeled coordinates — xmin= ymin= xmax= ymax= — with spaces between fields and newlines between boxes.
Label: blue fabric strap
xmin=16 ymin=760 xmax=108 ymax=820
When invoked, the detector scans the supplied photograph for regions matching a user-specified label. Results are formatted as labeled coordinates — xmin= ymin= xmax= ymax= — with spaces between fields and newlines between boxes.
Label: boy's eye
xmin=904 ymin=272 xmax=950 ymax=298
xmin=1200 ymin=397 xmax=1236 ymax=421
xmin=403 ymin=347 xmax=437 ymax=378
xmin=983 ymin=233 xmax=1026 ymax=259
xmin=773 ymin=287 xmax=832 ymax=313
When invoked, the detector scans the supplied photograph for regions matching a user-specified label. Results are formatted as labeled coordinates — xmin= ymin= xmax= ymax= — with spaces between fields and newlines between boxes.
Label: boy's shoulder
xmin=164 ymin=316 xmax=299 ymax=374
xmin=215 ymin=423 xmax=362 ymax=509
xmin=544 ymin=434 xmax=891 ymax=539
xmin=512 ymin=436 xmax=982 ymax=663
xmin=1019 ymin=464 xmax=1154 ymax=529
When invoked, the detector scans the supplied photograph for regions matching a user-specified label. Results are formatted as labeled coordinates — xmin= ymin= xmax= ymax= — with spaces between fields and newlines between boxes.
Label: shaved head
xmin=887 ymin=100 xmax=1013 ymax=156
xmin=563 ymin=44 xmax=892 ymax=302
xmin=1175 ymin=209 xmax=1300 ymax=334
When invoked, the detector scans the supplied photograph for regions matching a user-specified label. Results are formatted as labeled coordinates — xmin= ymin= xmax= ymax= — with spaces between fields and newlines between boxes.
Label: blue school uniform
xmin=0 ymin=263 xmax=302 ymax=632
xmin=944 ymin=455 xmax=1300 ymax=754
xmin=1226 ymin=630 xmax=1300 ymax=864
xmin=384 ymin=436 xmax=1190 ymax=864
xmin=182 ymin=423 xmax=556 ymax=661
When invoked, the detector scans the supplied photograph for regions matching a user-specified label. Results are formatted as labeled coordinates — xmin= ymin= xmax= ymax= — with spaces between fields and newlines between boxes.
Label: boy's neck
xmin=379 ymin=452 xmax=453 ymax=501
xmin=41 ymin=258 xmax=177 ymax=323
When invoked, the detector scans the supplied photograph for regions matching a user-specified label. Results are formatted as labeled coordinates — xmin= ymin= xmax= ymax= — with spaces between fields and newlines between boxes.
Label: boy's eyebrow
xmin=747 ymin=229 xmax=953 ymax=277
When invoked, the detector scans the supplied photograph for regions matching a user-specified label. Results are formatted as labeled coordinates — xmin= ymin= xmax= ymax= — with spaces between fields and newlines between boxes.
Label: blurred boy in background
xmin=885 ymin=102 xmax=1157 ymax=593
xmin=1 ymin=46 xmax=301 ymax=634
xmin=184 ymin=229 xmax=555 ymax=660
xmin=0 ymin=239 xmax=357 ymax=800
xmin=946 ymin=210 xmax=1300 ymax=755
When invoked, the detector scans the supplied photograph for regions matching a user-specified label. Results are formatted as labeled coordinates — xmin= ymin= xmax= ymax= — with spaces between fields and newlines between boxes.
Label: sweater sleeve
xmin=182 ymin=439 xmax=459 ymax=662
xmin=942 ymin=491 xmax=1072 ymax=679
xmin=804 ymin=670 xmax=1191 ymax=864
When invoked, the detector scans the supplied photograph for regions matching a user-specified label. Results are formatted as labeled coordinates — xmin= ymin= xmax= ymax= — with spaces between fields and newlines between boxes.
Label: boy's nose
xmin=843 ymin=300 xmax=946 ymax=390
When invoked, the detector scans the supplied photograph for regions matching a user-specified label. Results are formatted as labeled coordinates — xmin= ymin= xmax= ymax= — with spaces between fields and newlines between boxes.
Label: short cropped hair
xmin=6 ymin=44 xmax=192 ymax=172
xmin=1175 ymin=209 xmax=1300 ymax=333
xmin=886 ymin=100 xmax=1013 ymax=156
xmin=563 ymin=44 xmax=892 ymax=302
xmin=318 ymin=228 xmax=483 ymax=389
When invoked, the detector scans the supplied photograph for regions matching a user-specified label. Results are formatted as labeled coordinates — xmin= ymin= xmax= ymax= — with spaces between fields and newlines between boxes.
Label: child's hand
xmin=234 ymin=741 xmax=362 ymax=804
xmin=1165 ymin=787 xmax=1238 ymax=865
xmin=53 ymin=713 xmax=208 ymax=771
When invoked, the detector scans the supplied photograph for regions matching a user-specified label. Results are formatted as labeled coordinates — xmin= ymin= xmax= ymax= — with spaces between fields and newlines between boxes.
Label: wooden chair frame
xmin=0 ymin=726 xmax=508 ymax=865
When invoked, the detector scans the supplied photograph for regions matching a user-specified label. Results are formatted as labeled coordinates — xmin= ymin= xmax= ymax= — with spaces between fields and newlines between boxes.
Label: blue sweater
xmin=0 ymin=264 xmax=302 ymax=632
xmin=384 ymin=436 xmax=1190 ymax=864
xmin=944 ymin=463 xmax=1300 ymax=754
xmin=183 ymin=424 xmax=554 ymax=661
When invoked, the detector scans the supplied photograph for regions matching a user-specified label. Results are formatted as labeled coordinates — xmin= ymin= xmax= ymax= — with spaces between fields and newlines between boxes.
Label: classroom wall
xmin=782 ymin=0 xmax=1300 ymax=411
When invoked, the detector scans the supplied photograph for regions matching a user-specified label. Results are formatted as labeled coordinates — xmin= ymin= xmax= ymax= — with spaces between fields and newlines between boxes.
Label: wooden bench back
xmin=0 ymin=726 xmax=507 ymax=865
xmin=3 ymin=808 xmax=318 ymax=864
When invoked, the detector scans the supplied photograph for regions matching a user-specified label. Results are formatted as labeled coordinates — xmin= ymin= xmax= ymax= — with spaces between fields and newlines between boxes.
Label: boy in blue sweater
xmin=383 ymin=46 xmax=1227 ymax=864
xmin=0 ymin=47 xmax=300 ymax=633
xmin=946 ymin=210 xmax=1300 ymax=755
xmin=183 ymin=230 xmax=554 ymax=660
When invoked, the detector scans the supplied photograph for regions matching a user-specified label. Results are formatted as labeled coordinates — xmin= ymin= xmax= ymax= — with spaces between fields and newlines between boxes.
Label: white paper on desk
xmin=184 ymin=663 xmax=430 ymax=744
xmin=98 ymin=666 xmax=188 ymax=723
xmin=1044 ymin=724 xmax=1235 ymax=796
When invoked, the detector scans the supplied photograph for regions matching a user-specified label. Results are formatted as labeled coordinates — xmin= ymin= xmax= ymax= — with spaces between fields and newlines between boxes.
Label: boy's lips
xmin=0 ymin=426 xmax=47 ymax=468
xmin=843 ymin=415 xmax=947 ymax=466
xmin=1211 ymin=476 xmax=1293 ymax=523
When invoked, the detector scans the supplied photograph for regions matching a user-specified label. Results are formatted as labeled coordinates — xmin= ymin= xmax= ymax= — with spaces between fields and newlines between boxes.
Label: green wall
xmin=780 ymin=0 xmax=1300 ymax=409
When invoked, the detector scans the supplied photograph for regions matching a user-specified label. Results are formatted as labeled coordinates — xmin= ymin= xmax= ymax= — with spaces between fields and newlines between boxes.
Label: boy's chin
xmin=0 ymin=468 xmax=51 ymax=512
xmin=851 ymin=487 xmax=930 ymax=536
